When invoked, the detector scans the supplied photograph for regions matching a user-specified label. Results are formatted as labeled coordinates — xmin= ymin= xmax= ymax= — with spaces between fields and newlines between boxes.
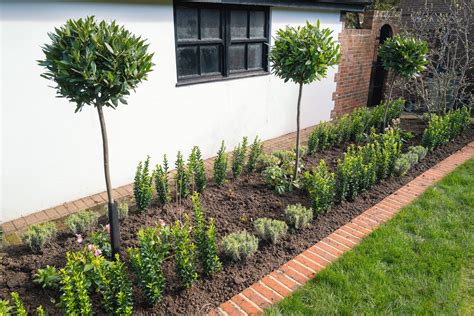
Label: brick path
xmin=208 ymin=141 xmax=474 ymax=316
xmin=0 ymin=126 xmax=315 ymax=241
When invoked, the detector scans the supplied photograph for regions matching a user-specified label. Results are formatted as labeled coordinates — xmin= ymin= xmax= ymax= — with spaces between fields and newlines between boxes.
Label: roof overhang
xmin=176 ymin=0 xmax=369 ymax=12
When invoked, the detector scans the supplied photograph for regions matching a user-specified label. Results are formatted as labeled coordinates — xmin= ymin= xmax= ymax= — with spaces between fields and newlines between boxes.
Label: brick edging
xmin=208 ymin=141 xmax=474 ymax=316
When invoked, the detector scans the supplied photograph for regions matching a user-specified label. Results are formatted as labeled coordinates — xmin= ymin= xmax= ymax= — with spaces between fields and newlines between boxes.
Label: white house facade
xmin=0 ymin=0 xmax=366 ymax=223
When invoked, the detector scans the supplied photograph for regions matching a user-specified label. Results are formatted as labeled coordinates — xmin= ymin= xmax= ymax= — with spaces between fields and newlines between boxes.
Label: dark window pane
xmin=200 ymin=45 xmax=221 ymax=74
xmin=201 ymin=9 xmax=221 ymax=39
xmin=177 ymin=46 xmax=199 ymax=77
xmin=229 ymin=44 xmax=246 ymax=71
xmin=231 ymin=10 xmax=248 ymax=39
xmin=248 ymin=43 xmax=263 ymax=69
xmin=249 ymin=11 xmax=265 ymax=38
xmin=176 ymin=7 xmax=198 ymax=40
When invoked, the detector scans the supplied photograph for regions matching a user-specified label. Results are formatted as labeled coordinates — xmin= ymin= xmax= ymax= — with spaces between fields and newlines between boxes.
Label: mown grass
xmin=266 ymin=158 xmax=474 ymax=315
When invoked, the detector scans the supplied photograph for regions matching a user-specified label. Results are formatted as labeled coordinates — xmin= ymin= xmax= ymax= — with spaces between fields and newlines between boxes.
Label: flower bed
xmin=0 ymin=115 xmax=472 ymax=315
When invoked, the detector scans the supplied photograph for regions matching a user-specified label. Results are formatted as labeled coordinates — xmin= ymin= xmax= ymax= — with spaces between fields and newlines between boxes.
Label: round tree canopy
xmin=378 ymin=34 xmax=428 ymax=79
xmin=269 ymin=20 xmax=340 ymax=85
xmin=39 ymin=16 xmax=154 ymax=112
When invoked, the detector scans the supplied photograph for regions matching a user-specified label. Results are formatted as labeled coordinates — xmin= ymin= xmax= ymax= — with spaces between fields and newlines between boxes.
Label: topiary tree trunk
xmin=293 ymin=82 xmax=303 ymax=180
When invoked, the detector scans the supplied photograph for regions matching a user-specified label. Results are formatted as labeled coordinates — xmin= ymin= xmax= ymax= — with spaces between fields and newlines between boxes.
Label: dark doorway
xmin=368 ymin=24 xmax=393 ymax=107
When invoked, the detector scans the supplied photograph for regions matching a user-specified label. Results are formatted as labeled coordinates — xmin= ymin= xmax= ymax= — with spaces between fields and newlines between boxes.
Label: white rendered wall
xmin=0 ymin=1 xmax=341 ymax=222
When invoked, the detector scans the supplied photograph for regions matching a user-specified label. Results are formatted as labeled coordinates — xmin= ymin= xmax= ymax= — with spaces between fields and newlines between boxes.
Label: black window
xmin=174 ymin=4 xmax=270 ymax=85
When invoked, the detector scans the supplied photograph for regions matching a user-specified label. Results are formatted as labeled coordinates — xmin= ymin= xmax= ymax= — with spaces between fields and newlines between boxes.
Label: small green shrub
xmin=256 ymin=153 xmax=280 ymax=171
xmin=404 ymin=152 xmax=419 ymax=165
xmin=21 ymin=222 xmax=57 ymax=252
xmin=134 ymin=156 xmax=153 ymax=211
xmin=34 ymin=265 xmax=60 ymax=289
xmin=422 ymin=107 xmax=470 ymax=149
xmin=308 ymin=121 xmax=331 ymax=153
xmin=262 ymin=166 xmax=291 ymax=195
xmin=10 ymin=292 xmax=27 ymax=316
xmin=65 ymin=210 xmax=99 ymax=235
xmin=247 ymin=136 xmax=264 ymax=173
xmin=36 ymin=305 xmax=47 ymax=316
xmin=154 ymin=155 xmax=171 ymax=206
xmin=303 ymin=160 xmax=336 ymax=215
xmin=232 ymin=136 xmax=248 ymax=178
xmin=91 ymin=254 xmax=133 ymax=315
xmin=394 ymin=157 xmax=411 ymax=176
xmin=213 ymin=141 xmax=228 ymax=186
xmin=175 ymin=151 xmax=190 ymax=199
xmin=128 ymin=226 xmax=170 ymax=304
xmin=284 ymin=204 xmax=313 ymax=230
xmin=172 ymin=215 xmax=198 ymax=288
xmin=87 ymin=228 xmax=112 ymax=258
xmin=192 ymin=194 xmax=222 ymax=276
xmin=349 ymin=107 xmax=371 ymax=142
xmin=0 ymin=299 xmax=10 ymax=315
xmin=59 ymin=251 xmax=94 ymax=316
xmin=188 ymin=146 xmax=207 ymax=193
xmin=409 ymin=145 xmax=428 ymax=161
xmin=222 ymin=231 xmax=259 ymax=261
xmin=253 ymin=218 xmax=288 ymax=244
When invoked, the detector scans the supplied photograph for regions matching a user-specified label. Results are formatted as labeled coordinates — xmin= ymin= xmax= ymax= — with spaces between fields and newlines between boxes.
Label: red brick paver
xmin=208 ymin=141 xmax=474 ymax=315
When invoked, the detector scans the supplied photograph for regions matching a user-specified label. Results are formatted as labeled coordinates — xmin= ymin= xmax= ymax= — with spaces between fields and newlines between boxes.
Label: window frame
xmin=173 ymin=2 xmax=271 ymax=86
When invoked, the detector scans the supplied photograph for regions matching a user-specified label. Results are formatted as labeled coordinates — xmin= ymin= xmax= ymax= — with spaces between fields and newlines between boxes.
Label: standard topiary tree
xmin=39 ymin=17 xmax=154 ymax=255
xmin=270 ymin=20 xmax=340 ymax=180
xmin=378 ymin=34 xmax=427 ymax=129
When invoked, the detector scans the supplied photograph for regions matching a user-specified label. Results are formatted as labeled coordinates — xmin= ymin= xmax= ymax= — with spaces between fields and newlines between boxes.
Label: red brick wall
xmin=332 ymin=11 xmax=401 ymax=118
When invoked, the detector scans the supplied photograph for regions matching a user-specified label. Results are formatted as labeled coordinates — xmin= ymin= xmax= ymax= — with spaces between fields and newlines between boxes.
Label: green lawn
xmin=266 ymin=159 xmax=474 ymax=315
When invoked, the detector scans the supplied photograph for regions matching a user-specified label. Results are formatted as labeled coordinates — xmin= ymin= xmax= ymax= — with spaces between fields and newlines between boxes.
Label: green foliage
xmin=192 ymin=194 xmax=221 ymax=275
xmin=87 ymin=228 xmax=112 ymax=258
xmin=36 ymin=305 xmax=47 ymax=316
xmin=378 ymin=35 xmax=428 ymax=80
xmin=404 ymin=152 xmax=419 ymax=165
xmin=422 ymin=108 xmax=471 ymax=150
xmin=232 ymin=137 xmax=248 ymax=178
xmin=59 ymin=251 xmax=94 ymax=316
xmin=303 ymin=160 xmax=336 ymax=215
xmin=270 ymin=20 xmax=340 ymax=85
xmin=0 ymin=300 xmax=10 ymax=315
xmin=38 ymin=16 xmax=153 ymax=111
xmin=172 ymin=215 xmax=198 ymax=288
xmin=253 ymin=218 xmax=288 ymax=244
xmin=65 ymin=210 xmax=99 ymax=235
xmin=175 ymin=151 xmax=190 ymax=199
xmin=222 ymin=231 xmax=259 ymax=261
xmin=21 ymin=222 xmax=57 ymax=252
xmin=128 ymin=226 xmax=170 ymax=304
xmin=247 ymin=136 xmax=264 ymax=173
xmin=10 ymin=292 xmax=27 ymax=316
xmin=134 ymin=156 xmax=154 ymax=211
xmin=213 ymin=141 xmax=228 ymax=185
xmin=34 ymin=265 xmax=60 ymax=289
xmin=409 ymin=146 xmax=428 ymax=161
xmin=154 ymin=155 xmax=171 ymax=206
xmin=308 ymin=121 xmax=331 ymax=153
xmin=256 ymin=153 xmax=281 ymax=171
xmin=262 ymin=166 xmax=291 ymax=195
xmin=91 ymin=254 xmax=133 ymax=315
xmin=394 ymin=157 xmax=411 ymax=176
xmin=371 ymin=99 xmax=404 ymax=131
xmin=284 ymin=204 xmax=313 ymax=230
xmin=188 ymin=146 xmax=207 ymax=193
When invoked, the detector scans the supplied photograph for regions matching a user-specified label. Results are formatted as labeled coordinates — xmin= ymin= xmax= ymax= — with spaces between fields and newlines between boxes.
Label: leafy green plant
xmin=21 ymin=222 xmax=57 ymax=252
xmin=213 ymin=141 xmax=228 ymax=185
xmin=39 ymin=17 xmax=154 ymax=255
xmin=10 ymin=292 xmax=27 ymax=316
xmin=409 ymin=146 xmax=428 ymax=161
xmin=59 ymin=251 xmax=94 ymax=316
xmin=270 ymin=20 xmax=340 ymax=180
xmin=36 ymin=305 xmax=47 ymax=316
xmin=247 ymin=136 xmax=264 ymax=173
xmin=34 ymin=265 xmax=60 ymax=289
xmin=222 ymin=231 xmax=259 ymax=261
xmin=422 ymin=108 xmax=471 ymax=150
xmin=91 ymin=254 xmax=133 ymax=315
xmin=134 ymin=156 xmax=154 ymax=211
xmin=87 ymin=228 xmax=112 ymax=258
xmin=284 ymin=204 xmax=313 ymax=230
xmin=192 ymin=194 xmax=221 ymax=275
xmin=303 ymin=160 xmax=336 ymax=215
xmin=188 ymin=146 xmax=207 ymax=193
xmin=256 ymin=153 xmax=280 ymax=171
xmin=65 ymin=210 xmax=99 ymax=235
xmin=0 ymin=299 xmax=10 ymax=315
xmin=175 ymin=151 xmax=190 ymax=199
xmin=128 ymin=226 xmax=170 ymax=304
xmin=404 ymin=152 xmax=419 ymax=165
xmin=154 ymin=155 xmax=171 ymax=206
xmin=394 ymin=157 xmax=411 ymax=176
xmin=308 ymin=121 xmax=331 ymax=153
xmin=172 ymin=215 xmax=198 ymax=288
xmin=253 ymin=218 xmax=288 ymax=244
xmin=232 ymin=136 xmax=248 ymax=178
xmin=262 ymin=166 xmax=291 ymax=195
